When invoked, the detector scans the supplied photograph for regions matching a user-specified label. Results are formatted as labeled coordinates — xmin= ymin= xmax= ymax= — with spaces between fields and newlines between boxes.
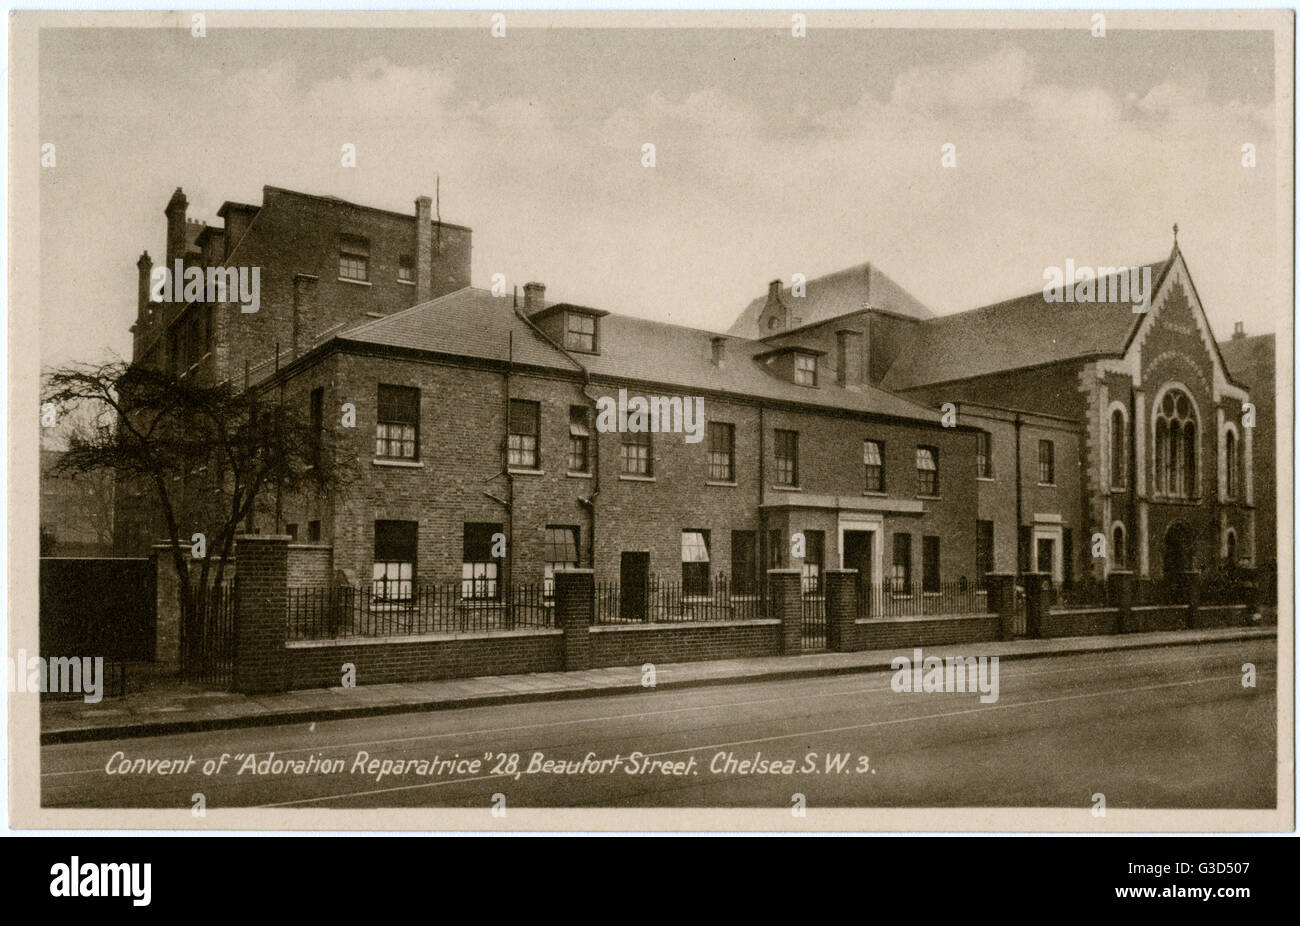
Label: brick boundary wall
xmin=1042 ymin=608 xmax=1121 ymax=638
xmin=1127 ymin=605 xmax=1188 ymax=633
xmin=287 ymin=543 xmax=333 ymax=587
xmin=285 ymin=630 xmax=564 ymax=689
xmin=1189 ymin=605 xmax=1250 ymax=629
xmin=855 ymin=615 xmax=1001 ymax=650
xmin=590 ymin=620 xmax=781 ymax=667
xmin=224 ymin=548 xmax=1256 ymax=693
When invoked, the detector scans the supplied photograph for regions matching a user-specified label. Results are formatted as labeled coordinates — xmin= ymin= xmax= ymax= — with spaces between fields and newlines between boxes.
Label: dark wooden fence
xmin=39 ymin=557 xmax=156 ymax=661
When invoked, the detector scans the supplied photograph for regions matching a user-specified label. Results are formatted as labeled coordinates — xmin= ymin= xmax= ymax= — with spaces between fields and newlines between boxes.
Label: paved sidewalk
xmin=40 ymin=625 xmax=1276 ymax=744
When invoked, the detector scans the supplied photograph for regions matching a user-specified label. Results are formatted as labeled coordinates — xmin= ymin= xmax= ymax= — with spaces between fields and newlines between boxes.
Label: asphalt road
xmin=41 ymin=639 xmax=1277 ymax=809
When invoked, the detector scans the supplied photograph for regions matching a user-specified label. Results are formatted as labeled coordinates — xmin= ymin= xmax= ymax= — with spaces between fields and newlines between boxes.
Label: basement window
xmin=373 ymin=520 xmax=417 ymax=602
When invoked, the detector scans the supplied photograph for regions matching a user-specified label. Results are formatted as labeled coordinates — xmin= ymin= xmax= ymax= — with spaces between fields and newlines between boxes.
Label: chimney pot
xmin=164 ymin=188 xmax=188 ymax=267
xmin=136 ymin=251 xmax=154 ymax=315
xmin=711 ymin=336 xmax=726 ymax=368
xmin=1232 ymin=321 xmax=1245 ymax=340
xmin=524 ymin=281 xmax=546 ymax=312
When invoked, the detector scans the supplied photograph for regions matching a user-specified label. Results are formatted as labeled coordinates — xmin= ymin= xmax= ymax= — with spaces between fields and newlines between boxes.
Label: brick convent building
xmin=123 ymin=186 xmax=1262 ymax=605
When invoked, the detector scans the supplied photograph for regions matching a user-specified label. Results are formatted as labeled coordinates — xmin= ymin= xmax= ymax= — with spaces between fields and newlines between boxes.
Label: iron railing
xmin=856 ymin=581 xmax=989 ymax=618
xmin=180 ymin=578 xmax=237 ymax=688
xmin=593 ymin=575 xmax=761 ymax=624
xmin=288 ymin=583 xmax=554 ymax=640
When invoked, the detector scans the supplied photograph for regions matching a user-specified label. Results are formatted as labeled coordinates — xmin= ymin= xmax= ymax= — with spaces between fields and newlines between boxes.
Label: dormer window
xmin=565 ymin=312 xmax=596 ymax=352
xmin=794 ymin=354 xmax=817 ymax=387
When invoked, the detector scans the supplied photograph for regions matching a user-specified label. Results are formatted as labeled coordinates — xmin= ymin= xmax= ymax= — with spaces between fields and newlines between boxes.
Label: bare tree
xmin=42 ymin=360 xmax=354 ymax=672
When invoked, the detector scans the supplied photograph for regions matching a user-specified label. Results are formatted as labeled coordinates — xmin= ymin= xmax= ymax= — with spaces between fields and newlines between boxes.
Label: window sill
xmin=705 ymin=480 xmax=737 ymax=487
xmin=1110 ymin=485 xmax=1127 ymax=494
xmin=769 ymin=484 xmax=802 ymax=492
xmin=566 ymin=471 xmax=593 ymax=479
xmin=373 ymin=458 xmax=423 ymax=468
xmin=915 ymin=494 xmax=942 ymax=501
xmin=976 ymin=477 xmax=995 ymax=482
xmin=337 ymin=277 xmax=372 ymax=287
xmin=397 ymin=278 xmax=415 ymax=286
xmin=509 ymin=468 xmax=545 ymax=477
xmin=1037 ymin=482 xmax=1056 ymax=488
xmin=618 ymin=474 xmax=655 ymax=482
xmin=1152 ymin=495 xmax=1205 ymax=506
xmin=862 ymin=490 xmax=887 ymax=497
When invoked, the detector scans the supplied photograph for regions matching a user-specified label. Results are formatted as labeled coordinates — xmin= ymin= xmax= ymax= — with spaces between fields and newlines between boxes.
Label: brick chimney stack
xmin=1232 ymin=321 xmax=1246 ymax=340
xmin=415 ymin=195 xmax=433 ymax=304
xmin=836 ymin=329 xmax=863 ymax=386
xmin=711 ymin=336 xmax=726 ymax=368
xmin=136 ymin=250 xmax=153 ymax=316
xmin=524 ymin=282 xmax=546 ymax=313
xmin=164 ymin=188 xmax=188 ymax=268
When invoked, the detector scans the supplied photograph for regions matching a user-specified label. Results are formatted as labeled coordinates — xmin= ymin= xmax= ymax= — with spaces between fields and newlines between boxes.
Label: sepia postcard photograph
xmin=6 ymin=8 xmax=1294 ymax=836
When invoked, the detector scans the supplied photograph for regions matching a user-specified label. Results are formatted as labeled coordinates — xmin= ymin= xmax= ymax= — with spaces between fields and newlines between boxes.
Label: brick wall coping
xmin=590 ymin=618 xmax=780 ymax=634
xmin=235 ymin=534 xmax=293 ymax=542
xmin=766 ymin=568 xmax=802 ymax=576
xmin=853 ymin=613 xmax=997 ymax=626
xmin=823 ymin=568 xmax=859 ymax=575
xmin=287 ymin=543 xmax=333 ymax=550
xmin=1132 ymin=604 xmax=1189 ymax=613
xmin=553 ymin=567 xmax=595 ymax=575
xmin=1048 ymin=606 xmax=1118 ymax=616
xmin=284 ymin=628 xmax=564 ymax=648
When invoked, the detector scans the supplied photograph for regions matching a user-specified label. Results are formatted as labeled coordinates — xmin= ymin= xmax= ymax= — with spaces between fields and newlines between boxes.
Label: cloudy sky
xmin=38 ymin=23 xmax=1280 ymax=369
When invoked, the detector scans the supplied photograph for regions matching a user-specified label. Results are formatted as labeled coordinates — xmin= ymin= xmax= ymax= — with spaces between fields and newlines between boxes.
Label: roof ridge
xmin=930 ymin=257 xmax=1170 ymax=324
xmin=340 ymin=286 xmax=479 ymax=336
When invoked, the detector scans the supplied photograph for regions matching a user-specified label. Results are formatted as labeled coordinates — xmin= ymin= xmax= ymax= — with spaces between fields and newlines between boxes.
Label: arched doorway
xmin=1162 ymin=522 xmax=1193 ymax=577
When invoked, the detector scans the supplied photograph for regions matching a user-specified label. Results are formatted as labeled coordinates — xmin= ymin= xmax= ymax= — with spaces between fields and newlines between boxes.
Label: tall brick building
xmin=1220 ymin=326 xmax=1276 ymax=576
xmin=116 ymin=185 xmax=472 ymax=552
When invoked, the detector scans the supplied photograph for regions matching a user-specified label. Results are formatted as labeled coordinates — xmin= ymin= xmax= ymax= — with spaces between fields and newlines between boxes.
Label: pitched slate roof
xmin=881 ymin=260 xmax=1170 ymax=391
xmin=338 ymin=288 xmax=944 ymax=425
xmin=338 ymin=287 xmax=570 ymax=369
xmin=728 ymin=262 xmax=934 ymax=338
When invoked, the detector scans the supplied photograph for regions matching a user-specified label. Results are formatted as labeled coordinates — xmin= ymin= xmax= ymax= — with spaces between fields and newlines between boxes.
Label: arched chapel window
xmin=1155 ymin=389 xmax=1197 ymax=498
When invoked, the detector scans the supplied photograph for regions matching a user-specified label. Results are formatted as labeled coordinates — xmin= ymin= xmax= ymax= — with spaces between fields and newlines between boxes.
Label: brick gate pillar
xmin=232 ymin=535 xmax=289 ymax=694
xmin=554 ymin=568 xmax=594 ymax=671
xmin=1107 ymin=569 xmax=1134 ymax=633
xmin=768 ymin=568 xmax=802 ymax=655
xmin=824 ymin=569 xmax=861 ymax=652
xmin=985 ymin=573 xmax=1017 ymax=641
